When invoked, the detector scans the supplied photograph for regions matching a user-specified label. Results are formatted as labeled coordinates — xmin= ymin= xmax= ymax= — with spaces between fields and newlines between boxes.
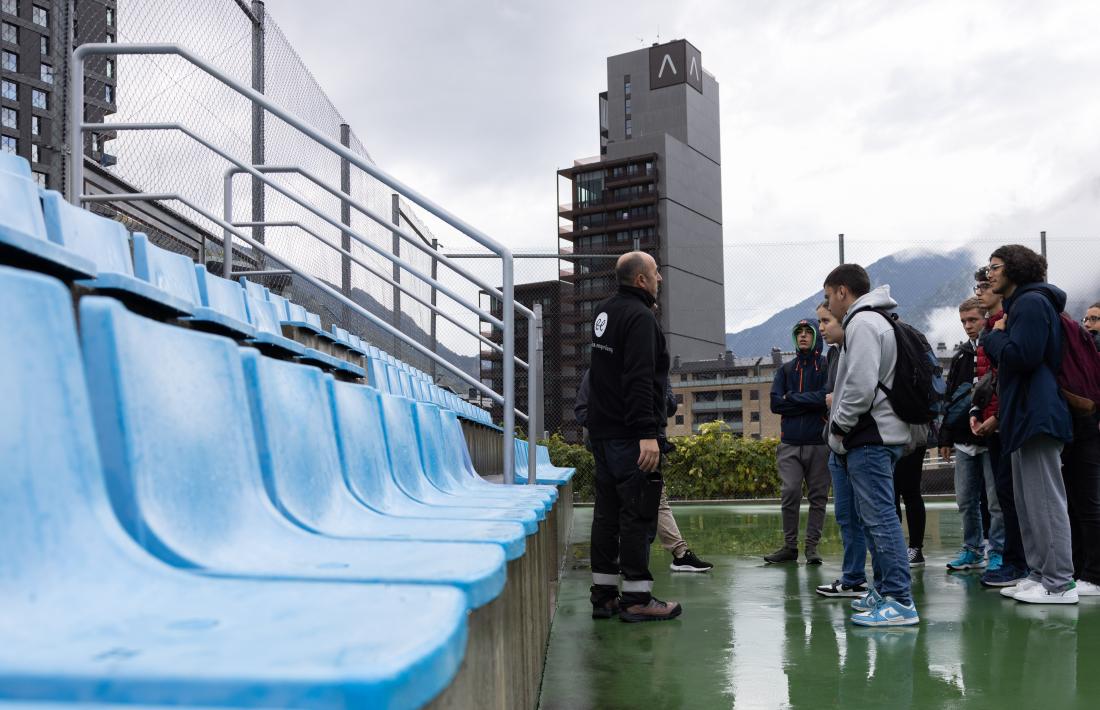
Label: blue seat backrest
xmin=239 ymin=277 xmax=267 ymax=301
xmin=285 ymin=301 xmax=310 ymax=324
xmin=398 ymin=370 xmax=415 ymax=399
xmin=412 ymin=401 xmax=461 ymax=491
xmin=306 ymin=311 xmax=323 ymax=330
xmin=240 ymin=350 xmax=355 ymax=532
xmin=131 ymin=233 xmax=200 ymax=308
xmin=80 ymin=296 xmax=268 ymax=565
xmin=329 ymin=382 xmax=403 ymax=511
xmin=378 ymin=392 xmax=435 ymax=498
xmin=385 ymin=363 xmax=404 ymax=396
xmin=333 ymin=325 xmax=351 ymax=345
xmin=194 ymin=264 xmax=250 ymax=323
xmin=0 ymin=266 xmax=118 ymax=588
xmin=367 ymin=357 xmax=391 ymax=393
xmin=245 ymin=295 xmax=284 ymax=336
xmin=0 ymin=154 xmax=50 ymax=245
xmin=40 ymin=191 xmax=133 ymax=275
xmin=267 ymin=292 xmax=291 ymax=321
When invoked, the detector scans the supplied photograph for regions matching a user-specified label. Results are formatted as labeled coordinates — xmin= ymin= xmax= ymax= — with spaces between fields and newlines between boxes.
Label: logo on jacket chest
xmin=594 ymin=312 xmax=609 ymax=338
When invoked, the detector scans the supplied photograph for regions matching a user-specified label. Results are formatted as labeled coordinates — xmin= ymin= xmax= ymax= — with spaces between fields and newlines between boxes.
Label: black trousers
xmin=988 ymin=435 xmax=1027 ymax=571
xmin=893 ymin=447 xmax=926 ymax=549
xmin=1062 ymin=412 xmax=1100 ymax=585
xmin=589 ymin=438 xmax=663 ymax=606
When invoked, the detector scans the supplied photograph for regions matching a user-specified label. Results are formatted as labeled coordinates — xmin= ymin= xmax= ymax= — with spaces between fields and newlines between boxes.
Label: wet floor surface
xmin=538 ymin=503 xmax=1100 ymax=710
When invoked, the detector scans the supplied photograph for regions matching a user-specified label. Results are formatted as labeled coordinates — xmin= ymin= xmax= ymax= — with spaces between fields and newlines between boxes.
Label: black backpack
xmin=853 ymin=307 xmax=945 ymax=424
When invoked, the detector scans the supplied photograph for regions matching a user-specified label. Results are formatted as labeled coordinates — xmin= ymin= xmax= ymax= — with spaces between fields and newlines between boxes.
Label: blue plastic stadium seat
xmin=366 ymin=356 xmax=391 ymax=393
xmin=376 ymin=394 xmax=545 ymax=522
xmin=191 ymin=264 xmax=257 ymax=339
xmin=0 ymin=154 xmax=95 ymax=280
xmin=329 ymin=382 xmax=538 ymax=535
xmin=244 ymin=294 xmax=307 ymax=358
xmin=130 ymin=233 xmax=200 ymax=315
xmin=440 ymin=409 xmax=557 ymax=502
xmin=238 ymin=277 xmax=267 ymax=301
xmin=239 ymin=352 xmax=527 ymax=560
xmin=515 ymin=439 xmax=574 ymax=485
xmin=0 ymin=265 xmax=467 ymax=709
xmin=79 ymin=296 xmax=506 ymax=609
xmin=413 ymin=403 xmax=553 ymax=511
xmin=41 ymin=193 xmax=190 ymax=317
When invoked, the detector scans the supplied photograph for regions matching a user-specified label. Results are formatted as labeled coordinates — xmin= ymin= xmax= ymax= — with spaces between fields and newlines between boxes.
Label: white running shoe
xmin=1000 ymin=579 xmax=1039 ymax=599
xmin=1075 ymin=580 xmax=1100 ymax=597
xmin=1014 ymin=583 xmax=1079 ymax=605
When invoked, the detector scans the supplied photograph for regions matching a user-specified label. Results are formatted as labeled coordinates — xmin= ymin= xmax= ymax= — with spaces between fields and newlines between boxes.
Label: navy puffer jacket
xmin=770 ymin=320 xmax=829 ymax=445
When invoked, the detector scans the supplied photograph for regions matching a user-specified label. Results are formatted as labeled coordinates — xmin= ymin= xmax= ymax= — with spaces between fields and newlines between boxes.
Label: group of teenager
xmin=578 ymin=245 xmax=1099 ymax=626
xmin=770 ymin=244 xmax=1100 ymax=626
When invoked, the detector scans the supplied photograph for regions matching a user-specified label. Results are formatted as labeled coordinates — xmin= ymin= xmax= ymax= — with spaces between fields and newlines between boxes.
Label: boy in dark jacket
xmin=982 ymin=245 xmax=1076 ymax=604
xmin=766 ymin=319 xmax=831 ymax=564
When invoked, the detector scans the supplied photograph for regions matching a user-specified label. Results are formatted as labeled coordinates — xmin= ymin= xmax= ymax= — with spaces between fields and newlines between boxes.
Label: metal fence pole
xmin=391 ymin=193 xmax=402 ymax=355
xmin=1040 ymin=230 xmax=1047 ymax=261
xmin=250 ymin=1 xmax=266 ymax=259
xmin=340 ymin=124 xmax=352 ymax=297
xmin=531 ymin=302 xmax=545 ymax=485
xmin=431 ymin=237 xmax=439 ymax=382
xmin=503 ymin=264 xmax=516 ymax=483
xmin=838 ymin=233 xmax=845 ymax=264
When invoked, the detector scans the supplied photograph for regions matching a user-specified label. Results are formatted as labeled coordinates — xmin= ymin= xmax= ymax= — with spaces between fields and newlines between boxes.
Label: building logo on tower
xmin=649 ymin=40 xmax=703 ymax=93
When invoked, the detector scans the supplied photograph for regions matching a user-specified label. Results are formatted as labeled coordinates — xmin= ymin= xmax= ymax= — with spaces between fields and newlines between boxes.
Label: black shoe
xmin=670 ymin=549 xmax=714 ymax=573
xmin=815 ymin=579 xmax=869 ymax=598
xmin=764 ymin=546 xmax=799 ymax=564
xmin=908 ymin=547 xmax=925 ymax=567
xmin=805 ymin=546 xmax=823 ymax=565
xmin=619 ymin=597 xmax=683 ymax=623
xmin=591 ymin=596 xmax=620 ymax=619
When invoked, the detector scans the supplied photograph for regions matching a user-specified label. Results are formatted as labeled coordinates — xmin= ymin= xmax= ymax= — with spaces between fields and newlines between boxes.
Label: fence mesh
xmin=74 ymin=2 xmax=1100 ymax=501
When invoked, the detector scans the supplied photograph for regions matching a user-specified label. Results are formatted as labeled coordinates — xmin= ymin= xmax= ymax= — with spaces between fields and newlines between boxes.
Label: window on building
xmin=750 ymin=411 xmax=760 ymax=422
xmin=106 ymin=7 xmax=114 ymax=25
xmin=1 ymin=106 xmax=14 ymax=128
xmin=30 ymin=142 xmax=38 ymax=162
xmin=750 ymin=390 xmax=759 ymax=401
xmin=1 ymin=0 xmax=17 ymax=15
xmin=2 ymin=21 xmax=16 ymax=43
xmin=40 ymin=63 xmax=52 ymax=84
xmin=624 ymin=75 xmax=631 ymax=96
xmin=1 ymin=49 xmax=16 ymax=71
xmin=91 ymin=133 xmax=100 ymax=152
xmin=751 ymin=433 xmax=761 ymax=440
xmin=31 ymin=4 xmax=46 ymax=27
xmin=625 ymin=97 xmax=631 ymax=113
xmin=1 ymin=79 xmax=15 ymax=100
xmin=106 ymin=58 xmax=114 ymax=78
xmin=31 ymin=89 xmax=46 ymax=109
xmin=105 ymin=32 xmax=114 ymax=43
xmin=31 ymin=115 xmax=40 ymax=135
xmin=103 ymin=84 xmax=113 ymax=102
xmin=675 ymin=393 xmax=683 ymax=404
xmin=625 ymin=118 xmax=632 ymax=139
xmin=675 ymin=415 xmax=684 ymax=425
xmin=1 ymin=135 xmax=16 ymax=154
xmin=32 ymin=170 xmax=45 ymax=187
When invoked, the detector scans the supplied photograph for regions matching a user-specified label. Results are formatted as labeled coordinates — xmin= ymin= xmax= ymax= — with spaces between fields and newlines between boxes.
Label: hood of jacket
xmin=842 ymin=285 xmax=898 ymax=327
xmin=791 ymin=320 xmax=823 ymax=363
xmin=1006 ymin=281 xmax=1067 ymax=315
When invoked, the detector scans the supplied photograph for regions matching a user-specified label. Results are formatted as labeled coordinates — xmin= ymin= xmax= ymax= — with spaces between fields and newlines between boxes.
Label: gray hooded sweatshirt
xmin=827 ymin=285 xmax=912 ymax=455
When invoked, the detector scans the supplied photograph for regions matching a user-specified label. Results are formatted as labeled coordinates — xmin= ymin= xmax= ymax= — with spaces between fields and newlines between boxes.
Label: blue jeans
xmin=829 ymin=452 xmax=868 ymax=587
xmin=839 ymin=445 xmax=910 ymax=604
xmin=954 ymin=448 xmax=1005 ymax=554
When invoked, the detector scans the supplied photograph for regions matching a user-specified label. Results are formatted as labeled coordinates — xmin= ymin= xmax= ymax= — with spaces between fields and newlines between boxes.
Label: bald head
xmin=615 ymin=251 xmax=661 ymax=298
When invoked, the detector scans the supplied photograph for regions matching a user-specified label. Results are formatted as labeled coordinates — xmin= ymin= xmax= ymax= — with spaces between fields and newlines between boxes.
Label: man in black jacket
xmin=587 ymin=251 xmax=682 ymax=623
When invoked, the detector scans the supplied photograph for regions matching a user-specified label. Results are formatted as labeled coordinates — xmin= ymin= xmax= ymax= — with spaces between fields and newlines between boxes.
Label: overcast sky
xmin=262 ymin=0 xmax=1100 ymax=333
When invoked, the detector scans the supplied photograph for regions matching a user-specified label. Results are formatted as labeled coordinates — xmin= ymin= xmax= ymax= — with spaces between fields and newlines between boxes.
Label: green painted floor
xmin=539 ymin=503 xmax=1100 ymax=710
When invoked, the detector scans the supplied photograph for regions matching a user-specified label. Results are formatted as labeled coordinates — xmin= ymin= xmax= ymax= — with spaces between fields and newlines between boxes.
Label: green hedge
xmin=542 ymin=421 xmax=781 ymax=502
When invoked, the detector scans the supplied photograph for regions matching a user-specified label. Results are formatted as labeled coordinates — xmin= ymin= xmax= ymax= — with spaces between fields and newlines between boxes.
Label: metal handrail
xmin=231 ymin=219 xmax=514 ymax=361
xmin=71 ymin=42 xmax=526 ymax=480
xmin=81 ymin=191 xmax=523 ymax=418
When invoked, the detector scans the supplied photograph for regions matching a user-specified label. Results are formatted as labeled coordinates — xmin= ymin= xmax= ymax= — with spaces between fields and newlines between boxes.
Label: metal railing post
xmin=530 ymin=302 xmax=544 ymax=484
xmin=431 ymin=237 xmax=439 ymax=382
xmin=502 ymin=263 xmax=516 ymax=483
xmin=251 ymin=0 xmax=266 ymax=257
xmin=390 ymin=193 xmax=401 ymax=355
xmin=340 ymin=123 xmax=352 ymax=296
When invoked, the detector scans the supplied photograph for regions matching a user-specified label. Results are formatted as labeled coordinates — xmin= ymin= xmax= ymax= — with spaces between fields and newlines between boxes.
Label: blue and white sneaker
xmin=851 ymin=587 xmax=883 ymax=612
xmin=946 ymin=548 xmax=986 ymax=570
xmin=851 ymin=596 xmax=920 ymax=627
xmin=986 ymin=552 xmax=1003 ymax=573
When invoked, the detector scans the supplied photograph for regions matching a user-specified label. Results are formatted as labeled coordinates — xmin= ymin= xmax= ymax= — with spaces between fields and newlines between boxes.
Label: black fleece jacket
xmin=586 ymin=285 xmax=670 ymax=441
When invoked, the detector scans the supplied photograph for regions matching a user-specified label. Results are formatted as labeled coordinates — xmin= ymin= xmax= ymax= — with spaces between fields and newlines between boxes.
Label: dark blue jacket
xmin=770 ymin=320 xmax=829 ymax=445
xmin=982 ymin=282 xmax=1073 ymax=453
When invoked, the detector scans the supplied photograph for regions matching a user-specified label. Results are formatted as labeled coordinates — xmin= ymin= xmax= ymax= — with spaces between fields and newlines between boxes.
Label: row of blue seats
xmin=1 ymin=156 xmax=572 ymax=707
xmin=0 ymin=152 xmax=497 ymax=426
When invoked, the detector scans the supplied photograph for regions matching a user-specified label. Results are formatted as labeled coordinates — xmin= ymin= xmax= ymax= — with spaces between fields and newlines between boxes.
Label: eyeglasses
xmin=986 ymin=263 xmax=1005 ymax=273
xmin=1084 ymin=316 xmax=1100 ymax=324
xmin=973 ymin=282 xmax=991 ymax=294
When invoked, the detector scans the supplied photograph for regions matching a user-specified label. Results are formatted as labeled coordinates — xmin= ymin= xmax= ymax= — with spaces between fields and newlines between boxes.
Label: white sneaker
xmin=1075 ymin=580 xmax=1100 ymax=597
xmin=1000 ymin=579 xmax=1039 ymax=599
xmin=1014 ymin=583 xmax=1079 ymax=605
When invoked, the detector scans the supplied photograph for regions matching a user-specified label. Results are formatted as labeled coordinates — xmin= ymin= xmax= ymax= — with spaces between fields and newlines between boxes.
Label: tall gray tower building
xmin=558 ymin=39 xmax=725 ymax=371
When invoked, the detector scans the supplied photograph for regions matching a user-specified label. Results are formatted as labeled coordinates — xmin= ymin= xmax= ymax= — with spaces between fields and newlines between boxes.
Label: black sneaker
xmin=619 ymin=597 xmax=683 ymax=623
xmin=805 ymin=546 xmax=823 ymax=565
xmin=670 ymin=549 xmax=714 ymax=573
xmin=764 ymin=546 xmax=799 ymax=564
xmin=591 ymin=596 xmax=620 ymax=619
xmin=815 ymin=579 xmax=869 ymax=598
xmin=908 ymin=547 xmax=925 ymax=567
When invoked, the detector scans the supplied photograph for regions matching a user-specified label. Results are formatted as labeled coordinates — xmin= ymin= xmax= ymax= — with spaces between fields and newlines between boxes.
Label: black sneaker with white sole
xmin=815 ymin=579 xmax=869 ymax=598
xmin=908 ymin=547 xmax=925 ymax=566
xmin=670 ymin=549 xmax=713 ymax=573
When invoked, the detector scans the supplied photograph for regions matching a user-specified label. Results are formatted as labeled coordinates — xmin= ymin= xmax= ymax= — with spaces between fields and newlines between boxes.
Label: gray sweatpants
xmin=1012 ymin=434 xmax=1075 ymax=592
xmin=777 ymin=442 xmax=832 ymax=549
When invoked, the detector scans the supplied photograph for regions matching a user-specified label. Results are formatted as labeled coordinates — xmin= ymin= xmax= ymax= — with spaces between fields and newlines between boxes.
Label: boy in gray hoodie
xmin=823 ymin=264 xmax=917 ymax=627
